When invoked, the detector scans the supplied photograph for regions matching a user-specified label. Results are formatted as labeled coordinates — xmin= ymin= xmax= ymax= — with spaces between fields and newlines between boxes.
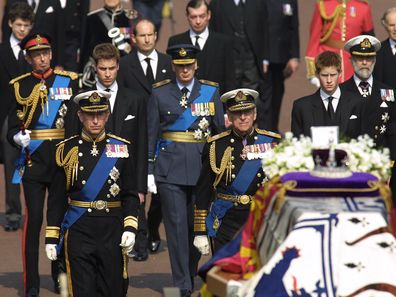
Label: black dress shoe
xmin=26 ymin=287 xmax=39 ymax=297
xmin=4 ymin=221 xmax=19 ymax=232
xmin=133 ymin=250 xmax=148 ymax=262
xmin=149 ymin=240 xmax=161 ymax=253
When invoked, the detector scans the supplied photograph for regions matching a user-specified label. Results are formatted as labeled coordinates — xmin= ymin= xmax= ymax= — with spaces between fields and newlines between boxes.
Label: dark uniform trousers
xmin=7 ymin=70 xmax=78 ymax=295
xmin=194 ymin=129 xmax=281 ymax=252
xmin=147 ymin=79 xmax=225 ymax=294
xmin=46 ymin=133 xmax=139 ymax=297
xmin=65 ymin=216 xmax=124 ymax=297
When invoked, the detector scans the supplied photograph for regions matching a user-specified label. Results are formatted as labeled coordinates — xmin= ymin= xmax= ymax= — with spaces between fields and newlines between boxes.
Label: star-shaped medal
xmin=380 ymin=125 xmax=387 ymax=134
xmin=90 ymin=143 xmax=99 ymax=156
xmin=180 ymin=96 xmax=188 ymax=108
xmin=382 ymin=112 xmax=390 ymax=123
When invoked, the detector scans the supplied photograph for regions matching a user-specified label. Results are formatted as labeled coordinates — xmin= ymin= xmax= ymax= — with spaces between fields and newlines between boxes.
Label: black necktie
xmin=17 ymin=48 xmax=25 ymax=70
xmin=181 ymin=87 xmax=189 ymax=98
xmin=145 ymin=57 xmax=154 ymax=85
xmin=30 ymin=0 xmax=36 ymax=10
xmin=359 ymin=81 xmax=370 ymax=97
xmin=327 ymin=96 xmax=335 ymax=119
xmin=194 ymin=35 xmax=200 ymax=50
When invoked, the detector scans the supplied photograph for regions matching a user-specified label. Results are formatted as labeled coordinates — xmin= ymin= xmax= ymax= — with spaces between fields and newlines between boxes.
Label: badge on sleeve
xmin=106 ymin=144 xmax=129 ymax=158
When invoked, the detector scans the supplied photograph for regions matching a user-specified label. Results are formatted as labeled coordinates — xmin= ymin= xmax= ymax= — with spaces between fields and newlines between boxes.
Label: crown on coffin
xmin=310 ymin=148 xmax=352 ymax=178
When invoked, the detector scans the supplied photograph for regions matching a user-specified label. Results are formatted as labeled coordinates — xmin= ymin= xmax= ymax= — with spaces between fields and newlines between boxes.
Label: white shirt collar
xmin=353 ymin=75 xmax=373 ymax=89
xmin=176 ymin=78 xmax=195 ymax=95
xmin=96 ymin=81 xmax=118 ymax=112
xmin=189 ymin=26 xmax=209 ymax=41
xmin=389 ymin=38 xmax=396 ymax=54
xmin=137 ymin=49 xmax=158 ymax=63
xmin=320 ymin=87 xmax=341 ymax=101
xmin=10 ymin=34 xmax=22 ymax=59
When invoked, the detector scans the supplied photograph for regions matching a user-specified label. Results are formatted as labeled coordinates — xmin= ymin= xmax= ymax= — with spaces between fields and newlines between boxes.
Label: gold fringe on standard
xmin=209 ymin=142 xmax=232 ymax=188
xmin=13 ymin=80 xmax=48 ymax=128
xmin=56 ymin=143 xmax=79 ymax=190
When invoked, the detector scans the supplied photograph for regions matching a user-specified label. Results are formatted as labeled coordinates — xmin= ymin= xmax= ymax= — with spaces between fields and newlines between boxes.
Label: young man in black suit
xmin=0 ymin=2 xmax=33 ymax=232
xmin=373 ymin=7 xmax=396 ymax=89
xmin=292 ymin=51 xmax=361 ymax=138
xmin=2 ymin=0 xmax=65 ymax=67
xmin=167 ymin=0 xmax=235 ymax=95
xmin=118 ymin=18 xmax=174 ymax=256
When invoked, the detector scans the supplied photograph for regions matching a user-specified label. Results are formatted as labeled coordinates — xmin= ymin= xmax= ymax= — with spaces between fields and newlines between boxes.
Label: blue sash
xmin=157 ymin=84 xmax=216 ymax=152
xmin=206 ymin=134 xmax=275 ymax=237
xmin=12 ymin=75 xmax=70 ymax=184
xmin=57 ymin=138 xmax=122 ymax=253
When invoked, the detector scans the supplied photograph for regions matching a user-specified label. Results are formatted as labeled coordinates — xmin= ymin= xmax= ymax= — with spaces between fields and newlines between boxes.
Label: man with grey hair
xmin=373 ymin=7 xmax=396 ymax=89
xmin=341 ymin=35 xmax=396 ymax=159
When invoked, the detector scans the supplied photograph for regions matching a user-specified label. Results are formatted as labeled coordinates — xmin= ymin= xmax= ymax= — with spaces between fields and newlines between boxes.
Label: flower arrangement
xmin=262 ymin=133 xmax=391 ymax=181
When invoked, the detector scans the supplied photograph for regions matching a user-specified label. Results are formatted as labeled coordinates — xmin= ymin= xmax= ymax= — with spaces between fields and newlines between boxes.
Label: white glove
xmin=147 ymin=174 xmax=157 ymax=194
xmin=13 ymin=130 xmax=31 ymax=148
xmin=45 ymin=244 xmax=57 ymax=261
xmin=193 ymin=235 xmax=210 ymax=255
xmin=309 ymin=77 xmax=320 ymax=88
xmin=120 ymin=231 xmax=136 ymax=253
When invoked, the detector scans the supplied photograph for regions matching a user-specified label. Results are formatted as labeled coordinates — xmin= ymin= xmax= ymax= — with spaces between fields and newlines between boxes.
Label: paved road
xmin=0 ymin=0 xmax=391 ymax=296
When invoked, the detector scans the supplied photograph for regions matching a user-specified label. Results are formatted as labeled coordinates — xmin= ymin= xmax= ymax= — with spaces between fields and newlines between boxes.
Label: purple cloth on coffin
xmin=280 ymin=172 xmax=380 ymax=197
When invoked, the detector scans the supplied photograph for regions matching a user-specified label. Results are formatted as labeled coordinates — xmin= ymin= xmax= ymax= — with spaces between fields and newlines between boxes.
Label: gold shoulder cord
xmin=56 ymin=143 xmax=79 ymax=190
xmin=318 ymin=0 xmax=346 ymax=43
xmin=13 ymin=81 xmax=48 ymax=128
xmin=209 ymin=142 xmax=232 ymax=188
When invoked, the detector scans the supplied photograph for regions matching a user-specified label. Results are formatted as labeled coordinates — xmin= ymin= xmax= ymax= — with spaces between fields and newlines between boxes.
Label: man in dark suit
xmin=341 ymin=35 xmax=396 ymax=158
xmin=341 ymin=35 xmax=396 ymax=206
xmin=118 ymin=18 xmax=173 ymax=94
xmin=261 ymin=0 xmax=300 ymax=132
xmin=209 ymin=0 xmax=269 ymax=126
xmin=373 ymin=7 xmax=396 ymax=89
xmin=2 ymin=0 xmax=65 ymax=67
xmin=0 ymin=2 xmax=33 ymax=232
xmin=118 ymin=18 xmax=174 ymax=256
xmin=167 ymin=0 xmax=235 ymax=95
xmin=292 ymin=51 xmax=361 ymax=139
xmin=61 ymin=0 xmax=90 ymax=72
xmin=147 ymin=44 xmax=224 ymax=297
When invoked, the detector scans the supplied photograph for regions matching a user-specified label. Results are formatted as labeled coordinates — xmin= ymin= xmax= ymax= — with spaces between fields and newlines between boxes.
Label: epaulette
xmin=208 ymin=130 xmax=231 ymax=143
xmin=199 ymin=79 xmax=219 ymax=87
xmin=153 ymin=79 xmax=171 ymax=89
xmin=255 ymin=128 xmax=281 ymax=139
xmin=88 ymin=7 xmax=104 ymax=16
xmin=107 ymin=133 xmax=131 ymax=144
xmin=54 ymin=69 xmax=78 ymax=80
xmin=9 ymin=72 xmax=31 ymax=85
xmin=56 ymin=135 xmax=79 ymax=146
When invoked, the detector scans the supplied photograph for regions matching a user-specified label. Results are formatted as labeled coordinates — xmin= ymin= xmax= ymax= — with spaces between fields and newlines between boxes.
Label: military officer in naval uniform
xmin=45 ymin=90 xmax=139 ymax=297
xmin=7 ymin=32 xmax=78 ymax=297
xmin=147 ymin=44 xmax=225 ymax=297
xmin=193 ymin=88 xmax=281 ymax=253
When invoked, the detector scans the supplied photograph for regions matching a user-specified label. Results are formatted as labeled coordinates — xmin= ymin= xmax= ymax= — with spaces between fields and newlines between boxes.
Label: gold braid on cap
xmin=13 ymin=81 xmax=48 ymax=128
xmin=56 ymin=143 xmax=79 ymax=190
xmin=318 ymin=0 xmax=346 ymax=43
xmin=209 ymin=142 xmax=232 ymax=188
